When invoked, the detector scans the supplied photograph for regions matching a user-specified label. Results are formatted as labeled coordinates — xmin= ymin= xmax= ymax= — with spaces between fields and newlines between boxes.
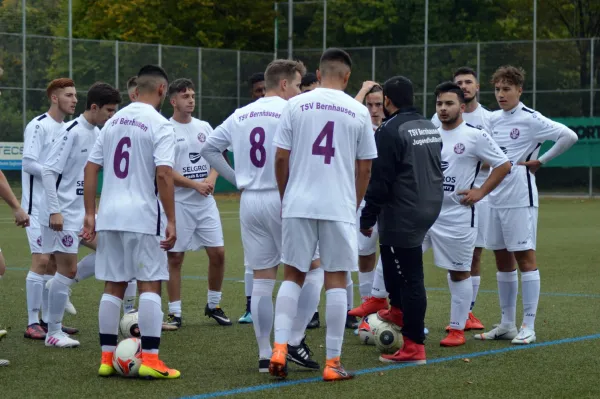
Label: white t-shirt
xmin=171 ymin=117 xmax=214 ymax=205
xmin=484 ymin=102 xmax=564 ymax=208
xmin=21 ymin=113 xmax=63 ymax=217
xmin=39 ymin=115 xmax=99 ymax=230
xmin=437 ymin=121 xmax=508 ymax=226
xmin=89 ymin=102 xmax=176 ymax=236
xmin=209 ymin=96 xmax=287 ymax=191
xmin=273 ymin=88 xmax=378 ymax=224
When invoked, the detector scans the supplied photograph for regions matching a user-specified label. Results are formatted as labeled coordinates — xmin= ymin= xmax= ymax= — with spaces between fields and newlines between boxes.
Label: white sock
xmin=289 ymin=268 xmax=324 ymax=346
xmin=497 ymin=271 xmax=518 ymax=328
xmin=168 ymin=300 xmax=182 ymax=317
xmin=26 ymin=271 xmax=44 ymax=325
xmin=358 ymin=270 xmax=375 ymax=301
xmin=325 ymin=288 xmax=347 ymax=359
xmin=345 ymin=272 xmax=354 ymax=310
xmin=521 ymin=270 xmax=540 ymax=330
xmin=273 ymin=281 xmax=302 ymax=344
xmin=251 ymin=279 xmax=276 ymax=359
xmin=138 ymin=292 xmax=163 ymax=355
xmin=207 ymin=290 xmax=222 ymax=310
xmin=371 ymin=257 xmax=388 ymax=298
xmin=470 ymin=275 xmax=481 ymax=311
xmin=448 ymin=275 xmax=472 ymax=331
xmin=74 ymin=253 xmax=96 ymax=282
xmin=99 ymin=294 xmax=122 ymax=353
xmin=47 ymin=273 xmax=75 ymax=334
xmin=42 ymin=274 xmax=52 ymax=322
xmin=123 ymin=280 xmax=137 ymax=313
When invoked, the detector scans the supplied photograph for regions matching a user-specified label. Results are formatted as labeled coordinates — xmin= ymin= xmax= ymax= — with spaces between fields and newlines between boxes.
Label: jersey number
xmin=249 ymin=127 xmax=266 ymax=168
xmin=312 ymin=121 xmax=335 ymax=164
xmin=114 ymin=136 xmax=131 ymax=179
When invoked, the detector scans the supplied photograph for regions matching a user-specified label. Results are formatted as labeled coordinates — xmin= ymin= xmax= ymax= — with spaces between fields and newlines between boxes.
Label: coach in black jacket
xmin=360 ymin=76 xmax=443 ymax=364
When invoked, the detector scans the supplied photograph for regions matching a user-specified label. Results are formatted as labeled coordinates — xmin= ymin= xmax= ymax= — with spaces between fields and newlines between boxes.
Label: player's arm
xmin=200 ymin=121 xmax=237 ymax=187
xmin=273 ymin=104 xmax=294 ymax=201
xmin=154 ymin=124 xmax=177 ymax=250
xmin=172 ymin=171 xmax=212 ymax=197
xmin=22 ymin=123 xmax=45 ymax=177
xmin=355 ymin=81 xmax=379 ymax=103
xmin=274 ymin=147 xmax=290 ymax=201
xmin=0 ymin=170 xmax=29 ymax=227
xmin=82 ymin=130 xmax=104 ymax=241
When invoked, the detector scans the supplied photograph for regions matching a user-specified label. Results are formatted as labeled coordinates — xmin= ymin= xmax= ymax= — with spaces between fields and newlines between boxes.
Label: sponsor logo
xmin=189 ymin=152 xmax=201 ymax=164
xmin=454 ymin=143 xmax=465 ymax=154
xmin=499 ymin=146 xmax=508 ymax=154
xmin=177 ymin=137 xmax=185 ymax=142
xmin=510 ymin=128 xmax=520 ymax=139
xmin=62 ymin=235 xmax=74 ymax=247
xmin=197 ymin=132 xmax=206 ymax=143
xmin=441 ymin=161 xmax=449 ymax=171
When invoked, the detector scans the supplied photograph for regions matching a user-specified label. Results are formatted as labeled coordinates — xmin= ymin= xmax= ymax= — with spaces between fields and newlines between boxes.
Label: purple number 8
xmin=113 ymin=136 xmax=131 ymax=179
xmin=249 ymin=127 xmax=266 ymax=168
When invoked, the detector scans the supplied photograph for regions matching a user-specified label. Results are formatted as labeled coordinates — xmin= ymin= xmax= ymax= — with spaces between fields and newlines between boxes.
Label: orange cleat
xmin=377 ymin=306 xmax=404 ymax=328
xmin=269 ymin=343 xmax=288 ymax=379
xmin=323 ymin=357 xmax=354 ymax=381
xmin=465 ymin=312 xmax=484 ymax=330
xmin=379 ymin=337 xmax=426 ymax=364
xmin=138 ymin=353 xmax=180 ymax=379
xmin=98 ymin=351 xmax=117 ymax=377
xmin=440 ymin=329 xmax=466 ymax=347
xmin=348 ymin=297 xmax=388 ymax=318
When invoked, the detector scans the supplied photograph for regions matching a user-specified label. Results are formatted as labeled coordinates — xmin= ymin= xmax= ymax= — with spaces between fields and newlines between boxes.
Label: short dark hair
xmin=382 ymin=76 xmax=414 ymax=109
xmin=136 ymin=65 xmax=169 ymax=94
xmin=126 ymin=76 xmax=137 ymax=90
xmin=434 ymin=81 xmax=465 ymax=103
xmin=86 ymin=82 xmax=122 ymax=110
xmin=366 ymin=84 xmax=383 ymax=95
xmin=319 ymin=48 xmax=352 ymax=70
xmin=491 ymin=65 xmax=526 ymax=87
xmin=453 ymin=66 xmax=477 ymax=80
xmin=265 ymin=60 xmax=307 ymax=91
xmin=249 ymin=72 xmax=264 ymax=87
xmin=168 ymin=78 xmax=195 ymax=98
xmin=301 ymin=72 xmax=318 ymax=89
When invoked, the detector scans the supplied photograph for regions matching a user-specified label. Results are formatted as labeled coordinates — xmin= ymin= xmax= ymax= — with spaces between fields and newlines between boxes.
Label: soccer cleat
xmin=98 ymin=351 xmax=117 ymax=377
xmin=348 ymin=296 xmax=388 ymax=318
xmin=0 ymin=329 xmax=6 ymax=340
xmin=377 ymin=306 xmax=404 ymax=328
xmin=287 ymin=336 xmax=319 ymax=370
xmin=0 ymin=359 xmax=9 ymax=367
xmin=269 ymin=343 xmax=288 ymax=379
xmin=45 ymin=331 xmax=80 ymax=348
xmin=258 ymin=358 xmax=270 ymax=373
xmin=474 ymin=324 xmax=518 ymax=341
xmin=323 ymin=357 xmax=354 ymax=381
xmin=238 ymin=311 xmax=253 ymax=324
xmin=138 ymin=353 xmax=181 ymax=379
xmin=306 ymin=311 xmax=320 ymax=329
xmin=46 ymin=278 xmax=77 ymax=315
xmin=440 ymin=329 xmax=466 ymax=347
xmin=511 ymin=327 xmax=536 ymax=345
xmin=204 ymin=304 xmax=232 ymax=326
xmin=40 ymin=320 xmax=79 ymax=335
xmin=379 ymin=337 xmax=426 ymax=364
xmin=24 ymin=323 xmax=46 ymax=340
xmin=162 ymin=314 xmax=181 ymax=331
xmin=466 ymin=312 xmax=484 ymax=330
xmin=345 ymin=314 xmax=359 ymax=329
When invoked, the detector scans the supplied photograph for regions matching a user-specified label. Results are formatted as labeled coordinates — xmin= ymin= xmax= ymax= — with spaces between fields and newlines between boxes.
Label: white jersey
xmin=21 ymin=113 xmax=64 ymax=216
xmin=273 ymin=87 xmax=378 ymax=224
xmin=89 ymin=102 xmax=176 ymax=236
xmin=39 ymin=115 xmax=99 ymax=230
xmin=171 ymin=117 xmax=214 ymax=205
xmin=209 ymin=96 xmax=288 ymax=191
xmin=432 ymin=103 xmax=493 ymax=188
xmin=485 ymin=102 xmax=564 ymax=209
xmin=437 ymin=121 xmax=507 ymax=226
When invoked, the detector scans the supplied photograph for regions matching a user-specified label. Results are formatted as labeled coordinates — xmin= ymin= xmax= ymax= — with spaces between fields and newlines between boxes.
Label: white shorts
xmin=95 ymin=231 xmax=168 ymax=282
xmin=282 ymin=218 xmax=357 ymax=273
xmin=170 ymin=199 xmax=224 ymax=253
xmin=423 ymin=222 xmax=477 ymax=271
xmin=356 ymin=204 xmax=378 ymax=256
xmin=474 ymin=200 xmax=490 ymax=248
xmin=486 ymin=206 xmax=538 ymax=252
xmin=41 ymin=226 xmax=79 ymax=255
xmin=25 ymin=215 xmax=43 ymax=254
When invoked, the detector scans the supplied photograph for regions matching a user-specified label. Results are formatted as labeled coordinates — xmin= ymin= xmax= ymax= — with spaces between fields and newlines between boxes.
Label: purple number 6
xmin=249 ymin=127 xmax=266 ymax=168
xmin=113 ymin=136 xmax=131 ymax=179
xmin=312 ymin=121 xmax=335 ymax=164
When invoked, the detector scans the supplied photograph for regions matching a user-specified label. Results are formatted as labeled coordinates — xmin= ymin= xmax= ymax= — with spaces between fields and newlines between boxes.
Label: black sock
xmin=246 ymin=296 xmax=251 ymax=313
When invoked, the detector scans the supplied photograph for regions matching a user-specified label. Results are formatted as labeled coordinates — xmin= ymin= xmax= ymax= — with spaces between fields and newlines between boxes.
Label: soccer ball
xmin=113 ymin=338 xmax=142 ymax=377
xmin=358 ymin=313 xmax=384 ymax=345
xmin=119 ymin=310 xmax=140 ymax=339
xmin=374 ymin=321 xmax=402 ymax=354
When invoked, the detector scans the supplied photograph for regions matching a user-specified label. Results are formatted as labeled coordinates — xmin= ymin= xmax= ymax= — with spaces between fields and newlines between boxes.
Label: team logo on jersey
xmin=197 ymin=133 xmax=206 ymax=143
xmin=189 ymin=152 xmax=202 ymax=164
xmin=510 ymin=128 xmax=520 ymax=139
xmin=62 ymin=235 xmax=74 ymax=247
xmin=441 ymin=161 xmax=449 ymax=171
xmin=453 ymin=143 xmax=465 ymax=154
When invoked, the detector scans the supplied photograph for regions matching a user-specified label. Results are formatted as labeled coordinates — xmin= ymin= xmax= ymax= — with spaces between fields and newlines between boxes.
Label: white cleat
xmin=511 ymin=327 xmax=536 ymax=345
xmin=45 ymin=331 xmax=80 ymax=348
xmin=46 ymin=279 xmax=77 ymax=315
xmin=474 ymin=325 xmax=518 ymax=340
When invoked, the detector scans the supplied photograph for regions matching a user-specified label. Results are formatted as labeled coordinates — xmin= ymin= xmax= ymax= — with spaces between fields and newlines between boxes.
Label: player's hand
xmin=81 ymin=213 xmax=96 ymax=241
xmin=360 ymin=81 xmax=378 ymax=93
xmin=49 ymin=213 xmax=64 ymax=231
xmin=360 ymin=227 xmax=373 ymax=237
xmin=457 ymin=188 xmax=484 ymax=206
xmin=13 ymin=207 xmax=30 ymax=228
xmin=518 ymin=159 xmax=542 ymax=174
xmin=204 ymin=176 xmax=217 ymax=194
xmin=195 ymin=181 xmax=214 ymax=197
xmin=161 ymin=221 xmax=176 ymax=250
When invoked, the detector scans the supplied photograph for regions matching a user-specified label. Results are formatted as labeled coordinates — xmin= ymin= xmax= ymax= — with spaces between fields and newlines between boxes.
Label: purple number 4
xmin=312 ymin=121 xmax=335 ymax=164
xmin=113 ymin=136 xmax=131 ymax=179
xmin=249 ymin=127 xmax=266 ymax=168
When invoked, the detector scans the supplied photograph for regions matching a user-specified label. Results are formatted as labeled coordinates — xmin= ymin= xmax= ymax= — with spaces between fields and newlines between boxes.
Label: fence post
xmin=115 ymin=40 xmax=119 ymax=90
xmin=476 ymin=41 xmax=481 ymax=101
xmin=371 ymin=46 xmax=375 ymax=81
xmin=158 ymin=43 xmax=162 ymax=67
xmin=423 ymin=0 xmax=429 ymax=116
xmin=532 ymin=0 xmax=537 ymax=109
xmin=22 ymin=0 xmax=26 ymax=132
xmin=590 ymin=37 xmax=595 ymax=118
xmin=198 ymin=47 xmax=202 ymax=119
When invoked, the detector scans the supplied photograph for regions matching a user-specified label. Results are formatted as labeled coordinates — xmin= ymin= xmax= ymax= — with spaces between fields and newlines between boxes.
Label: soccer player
xmin=22 ymin=78 xmax=78 ymax=340
xmin=300 ymin=72 xmax=319 ymax=93
xmin=270 ymin=48 xmax=376 ymax=381
xmin=162 ymin=78 xmax=230 ymax=329
xmin=127 ymin=76 xmax=138 ymax=102
xmin=250 ymin=72 xmax=266 ymax=101
xmin=40 ymin=83 xmax=121 ymax=348
xmin=83 ymin=65 xmax=180 ymax=378
xmin=201 ymin=59 xmax=324 ymax=373
xmin=428 ymin=82 xmax=510 ymax=347
xmin=475 ymin=66 xmax=578 ymax=344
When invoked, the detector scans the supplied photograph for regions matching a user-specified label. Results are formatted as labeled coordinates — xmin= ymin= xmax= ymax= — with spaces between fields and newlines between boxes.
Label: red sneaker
xmin=440 ymin=329 xmax=466 ymax=347
xmin=377 ymin=306 xmax=404 ymax=328
xmin=379 ymin=337 xmax=426 ymax=364
xmin=465 ymin=312 xmax=484 ymax=330
xmin=348 ymin=297 xmax=388 ymax=318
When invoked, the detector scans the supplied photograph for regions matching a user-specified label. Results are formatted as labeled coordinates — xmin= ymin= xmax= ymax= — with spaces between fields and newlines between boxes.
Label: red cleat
xmin=379 ymin=337 xmax=426 ymax=364
xmin=24 ymin=323 xmax=46 ymax=340
xmin=377 ymin=306 xmax=404 ymax=328
xmin=440 ymin=329 xmax=466 ymax=347
xmin=348 ymin=297 xmax=388 ymax=318
xmin=465 ymin=312 xmax=484 ymax=330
